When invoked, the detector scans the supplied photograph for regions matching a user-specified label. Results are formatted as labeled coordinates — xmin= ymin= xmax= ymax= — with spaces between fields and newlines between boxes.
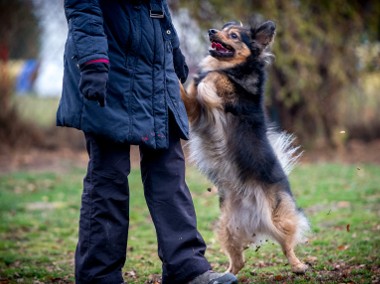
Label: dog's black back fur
xmin=221 ymin=54 xmax=290 ymax=191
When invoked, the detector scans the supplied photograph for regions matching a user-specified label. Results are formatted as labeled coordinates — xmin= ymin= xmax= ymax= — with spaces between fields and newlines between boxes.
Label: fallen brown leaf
xmin=337 ymin=245 xmax=349 ymax=251
xmin=274 ymin=274 xmax=285 ymax=281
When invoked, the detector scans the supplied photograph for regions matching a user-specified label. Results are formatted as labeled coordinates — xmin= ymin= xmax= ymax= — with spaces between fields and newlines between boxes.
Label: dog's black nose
xmin=208 ymin=29 xmax=218 ymax=36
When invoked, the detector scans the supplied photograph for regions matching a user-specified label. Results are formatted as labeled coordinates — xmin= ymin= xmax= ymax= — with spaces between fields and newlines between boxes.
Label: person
xmin=57 ymin=1 xmax=239 ymax=283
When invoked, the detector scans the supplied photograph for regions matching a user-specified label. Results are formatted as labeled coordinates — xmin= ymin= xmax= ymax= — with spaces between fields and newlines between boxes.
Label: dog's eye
xmin=230 ymin=33 xmax=238 ymax=39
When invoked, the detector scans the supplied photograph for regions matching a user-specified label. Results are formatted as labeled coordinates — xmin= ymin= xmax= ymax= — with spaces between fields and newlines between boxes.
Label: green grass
xmin=0 ymin=163 xmax=379 ymax=283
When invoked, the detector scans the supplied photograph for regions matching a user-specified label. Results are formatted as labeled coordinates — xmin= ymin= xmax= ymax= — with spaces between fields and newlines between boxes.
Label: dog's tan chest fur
xmin=201 ymin=72 xmax=237 ymax=105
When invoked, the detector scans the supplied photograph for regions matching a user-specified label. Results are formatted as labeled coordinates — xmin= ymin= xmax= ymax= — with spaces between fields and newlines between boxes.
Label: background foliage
xmin=170 ymin=0 xmax=380 ymax=148
xmin=0 ymin=0 xmax=380 ymax=150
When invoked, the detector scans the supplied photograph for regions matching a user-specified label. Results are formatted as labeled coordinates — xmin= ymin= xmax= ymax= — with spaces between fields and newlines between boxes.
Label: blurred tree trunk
xmin=0 ymin=45 xmax=10 ymax=114
xmin=0 ymin=0 xmax=41 ymax=151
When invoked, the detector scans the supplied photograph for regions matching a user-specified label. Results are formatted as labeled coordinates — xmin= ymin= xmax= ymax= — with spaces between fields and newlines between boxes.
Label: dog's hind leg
xmin=218 ymin=208 xmax=245 ymax=275
xmin=271 ymin=193 xmax=309 ymax=274
xmin=282 ymin=243 xmax=309 ymax=274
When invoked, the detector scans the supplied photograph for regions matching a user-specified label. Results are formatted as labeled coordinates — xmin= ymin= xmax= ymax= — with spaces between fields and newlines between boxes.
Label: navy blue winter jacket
xmin=57 ymin=0 xmax=189 ymax=149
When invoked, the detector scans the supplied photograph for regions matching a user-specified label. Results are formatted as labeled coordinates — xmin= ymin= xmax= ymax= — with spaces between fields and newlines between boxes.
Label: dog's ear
xmin=251 ymin=21 xmax=276 ymax=49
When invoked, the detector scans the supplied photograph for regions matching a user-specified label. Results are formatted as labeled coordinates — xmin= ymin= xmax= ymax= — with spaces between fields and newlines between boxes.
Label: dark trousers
xmin=75 ymin=119 xmax=211 ymax=284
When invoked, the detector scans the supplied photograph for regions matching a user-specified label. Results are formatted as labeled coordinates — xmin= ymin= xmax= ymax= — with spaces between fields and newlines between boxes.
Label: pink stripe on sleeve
xmin=84 ymin=58 xmax=110 ymax=65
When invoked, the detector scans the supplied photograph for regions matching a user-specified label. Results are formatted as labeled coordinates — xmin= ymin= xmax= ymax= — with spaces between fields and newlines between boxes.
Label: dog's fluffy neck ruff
xmin=224 ymin=56 xmax=266 ymax=98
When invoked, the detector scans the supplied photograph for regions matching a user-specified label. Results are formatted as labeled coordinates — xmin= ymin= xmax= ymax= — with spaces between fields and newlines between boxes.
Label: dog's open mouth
xmin=209 ymin=41 xmax=235 ymax=58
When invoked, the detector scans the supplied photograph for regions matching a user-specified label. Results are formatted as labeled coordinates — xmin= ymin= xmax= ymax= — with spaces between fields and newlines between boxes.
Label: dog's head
xmin=207 ymin=20 xmax=276 ymax=65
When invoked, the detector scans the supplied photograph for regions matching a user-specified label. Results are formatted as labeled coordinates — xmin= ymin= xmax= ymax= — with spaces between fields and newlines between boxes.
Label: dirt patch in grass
xmin=1 ymin=139 xmax=379 ymax=175
xmin=0 ymin=130 xmax=155 ymax=174
xmin=237 ymin=263 xmax=380 ymax=284
xmin=302 ymin=139 xmax=380 ymax=164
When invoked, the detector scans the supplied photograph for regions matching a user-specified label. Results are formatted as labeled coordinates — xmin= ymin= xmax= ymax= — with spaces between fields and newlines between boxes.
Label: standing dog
xmin=180 ymin=20 xmax=310 ymax=274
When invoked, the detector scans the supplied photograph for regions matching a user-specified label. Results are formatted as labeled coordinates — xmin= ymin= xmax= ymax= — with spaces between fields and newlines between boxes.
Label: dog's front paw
xmin=291 ymin=263 xmax=309 ymax=274
xmin=227 ymin=261 xmax=245 ymax=275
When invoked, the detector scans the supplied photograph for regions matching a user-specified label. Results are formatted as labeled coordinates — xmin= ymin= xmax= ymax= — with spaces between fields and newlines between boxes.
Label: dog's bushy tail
xmin=267 ymin=129 xmax=302 ymax=175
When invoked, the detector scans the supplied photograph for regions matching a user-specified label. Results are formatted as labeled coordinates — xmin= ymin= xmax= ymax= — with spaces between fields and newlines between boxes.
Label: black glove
xmin=79 ymin=63 xmax=109 ymax=107
xmin=173 ymin=47 xmax=189 ymax=84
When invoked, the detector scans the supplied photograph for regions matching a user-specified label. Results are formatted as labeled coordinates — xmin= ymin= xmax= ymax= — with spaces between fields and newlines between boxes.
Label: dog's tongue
xmin=212 ymin=42 xmax=222 ymax=49
xmin=212 ymin=42 xmax=227 ymax=52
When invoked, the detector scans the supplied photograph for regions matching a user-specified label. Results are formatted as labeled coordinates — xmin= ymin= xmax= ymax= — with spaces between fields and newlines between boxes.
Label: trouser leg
xmin=139 ymin=118 xmax=211 ymax=284
xmin=75 ymin=133 xmax=131 ymax=284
